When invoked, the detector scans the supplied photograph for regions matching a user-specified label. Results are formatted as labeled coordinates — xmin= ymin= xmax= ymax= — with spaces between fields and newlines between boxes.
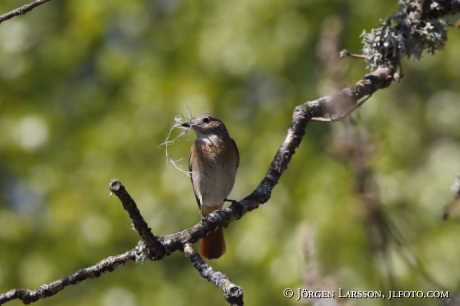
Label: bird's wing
xmin=231 ymin=137 xmax=239 ymax=169
xmin=188 ymin=143 xmax=202 ymax=210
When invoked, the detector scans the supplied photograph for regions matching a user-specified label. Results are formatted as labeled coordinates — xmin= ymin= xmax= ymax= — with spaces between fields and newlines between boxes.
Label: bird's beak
xmin=181 ymin=122 xmax=190 ymax=128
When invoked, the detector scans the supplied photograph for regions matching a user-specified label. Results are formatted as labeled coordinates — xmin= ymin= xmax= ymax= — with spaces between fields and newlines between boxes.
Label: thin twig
xmin=0 ymin=0 xmax=51 ymax=24
xmin=311 ymin=94 xmax=371 ymax=122
xmin=340 ymin=49 xmax=368 ymax=59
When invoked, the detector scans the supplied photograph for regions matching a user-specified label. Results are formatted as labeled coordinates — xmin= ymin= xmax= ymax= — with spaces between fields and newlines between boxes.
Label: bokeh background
xmin=1 ymin=0 xmax=460 ymax=305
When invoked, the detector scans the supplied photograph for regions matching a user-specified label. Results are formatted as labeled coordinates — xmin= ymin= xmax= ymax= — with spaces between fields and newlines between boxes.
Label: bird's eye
xmin=203 ymin=117 xmax=210 ymax=124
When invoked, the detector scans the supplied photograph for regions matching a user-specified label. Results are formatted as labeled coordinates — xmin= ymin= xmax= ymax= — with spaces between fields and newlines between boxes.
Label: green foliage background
xmin=0 ymin=0 xmax=459 ymax=305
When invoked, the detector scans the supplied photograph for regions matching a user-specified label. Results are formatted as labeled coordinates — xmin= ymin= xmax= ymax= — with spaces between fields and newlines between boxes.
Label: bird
xmin=182 ymin=114 xmax=239 ymax=259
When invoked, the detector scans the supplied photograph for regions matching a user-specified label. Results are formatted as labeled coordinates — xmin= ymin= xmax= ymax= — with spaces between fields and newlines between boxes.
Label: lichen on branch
xmin=361 ymin=0 xmax=453 ymax=69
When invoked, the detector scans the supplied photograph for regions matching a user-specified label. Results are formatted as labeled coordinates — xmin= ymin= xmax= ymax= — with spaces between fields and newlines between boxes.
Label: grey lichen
xmin=361 ymin=0 xmax=447 ymax=69
xmin=135 ymin=240 xmax=147 ymax=264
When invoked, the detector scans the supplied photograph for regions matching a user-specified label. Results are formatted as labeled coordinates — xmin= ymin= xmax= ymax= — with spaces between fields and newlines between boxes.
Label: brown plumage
xmin=182 ymin=114 xmax=239 ymax=259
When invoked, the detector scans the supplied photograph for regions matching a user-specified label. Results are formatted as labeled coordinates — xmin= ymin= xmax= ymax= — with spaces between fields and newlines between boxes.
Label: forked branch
xmin=1 ymin=0 xmax=459 ymax=305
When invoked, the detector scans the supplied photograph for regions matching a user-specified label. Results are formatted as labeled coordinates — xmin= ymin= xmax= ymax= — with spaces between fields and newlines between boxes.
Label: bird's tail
xmin=200 ymin=227 xmax=226 ymax=259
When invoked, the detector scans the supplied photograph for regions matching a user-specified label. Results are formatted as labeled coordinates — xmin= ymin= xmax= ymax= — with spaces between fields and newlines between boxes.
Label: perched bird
xmin=182 ymin=114 xmax=239 ymax=259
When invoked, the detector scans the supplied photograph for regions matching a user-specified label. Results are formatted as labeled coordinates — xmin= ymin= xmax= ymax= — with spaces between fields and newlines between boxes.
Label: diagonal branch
xmin=0 ymin=0 xmax=52 ymax=24
xmin=0 ymin=250 xmax=137 ymax=304
xmin=0 ymin=59 xmax=398 ymax=306
xmin=112 ymin=61 xmax=398 ymax=260
xmin=184 ymin=243 xmax=243 ymax=306
xmin=109 ymin=179 xmax=167 ymax=259
xmin=1 ymin=1 xmax=458 ymax=305
xmin=0 ymin=60 xmax=398 ymax=304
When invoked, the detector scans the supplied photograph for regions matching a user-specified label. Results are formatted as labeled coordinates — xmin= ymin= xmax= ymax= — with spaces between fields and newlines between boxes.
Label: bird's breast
xmin=190 ymin=135 xmax=238 ymax=211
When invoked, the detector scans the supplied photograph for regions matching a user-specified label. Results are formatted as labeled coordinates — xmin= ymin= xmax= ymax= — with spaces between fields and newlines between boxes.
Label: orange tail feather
xmin=200 ymin=227 xmax=226 ymax=259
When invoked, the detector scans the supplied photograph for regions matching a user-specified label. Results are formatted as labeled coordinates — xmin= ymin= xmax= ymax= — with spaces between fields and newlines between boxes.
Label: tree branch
xmin=1 ymin=1 xmax=459 ymax=305
xmin=311 ymin=94 xmax=371 ymax=122
xmin=109 ymin=179 xmax=167 ymax=259
xmin=183 ymin=243 xmax=244 ymax=306
xmin=0 ymin=250 xmax=137 ymax=304
xmin=0 ymin=58 xmax=401 ymax=306
xmin=0 ymin=0 xmax=52 ymax=24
